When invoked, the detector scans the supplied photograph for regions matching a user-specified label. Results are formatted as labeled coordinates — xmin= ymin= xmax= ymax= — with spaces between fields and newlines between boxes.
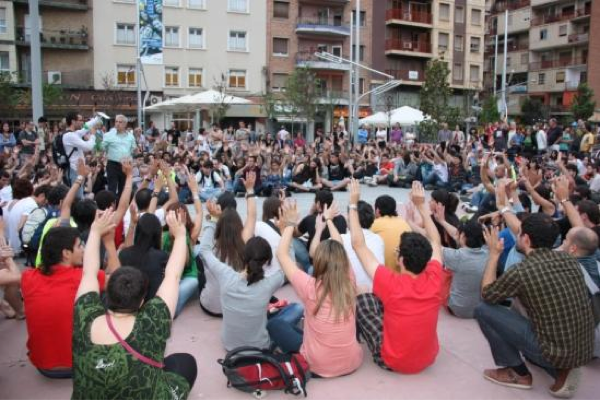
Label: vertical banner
xmin=139 ymin=0 xmax=163 ymax=64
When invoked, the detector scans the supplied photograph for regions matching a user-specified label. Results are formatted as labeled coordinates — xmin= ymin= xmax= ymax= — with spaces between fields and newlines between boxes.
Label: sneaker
xmin=483 ymin=368 xmax=533 ymax=390
xmin=549 ymin=367 xmax=581 ymax=399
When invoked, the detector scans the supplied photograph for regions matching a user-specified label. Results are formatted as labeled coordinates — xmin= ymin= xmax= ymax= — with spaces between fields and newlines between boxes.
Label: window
xmin=471 ymin=9 xmax=482 ymax=25
xmin=116 ymin=23 xmax=135 ymax=45
xmin=273 ymin=38 xmax=288 ymax=56
xmin=0 ymin=8 xmax=6 ymax=34
xmin=538 ymin=73 xmax=546 ymax=85
xmin=359 ymin=78 xmax=365 ymax=95
xmin=117 ymin=64 xmax=136 ymax=86
xmin=455 ymin=6 xmax=464 ymax=23
xmin=506 ymin=56 xmax=511 ymax=66
xmin=228 ymin=31 xmax=247 ymax=51
xmin=188 ymin=28 xmax=204 ymax=48
xmin=540 ymin=29 xmax=548 ymax=40
xmin=438 ymin=32 xmax=449 ymax=51
xmin=272 ymin=73 xmax=288 ymax=92
xmin=164 ymin=0 xmax=180 ymax=6
xmin=188 ymin=68 xmax=203 ymax=87
xmin=332 ymin=45 xmax=342 ymax=58
xmin=556 ymin=71 xmax=565 ymax=83
xmin=352 ymin=45 xmax=366 ymax=62
xmin=470 ymin=37 xmax=481 ymax=52
xmin=228 ymin=69 xmax=246 ymax=89
xmin=453 ymin=63 xmax=463 ymax=81
xmin=165 ymin=67 xmax=179 ymax=86
xmin=559 ymin=25 xmax=567 ymax=37
xmin=165 ymin=27 xmax=180 ymax=47
xmin=188 ymin=0 xmax=206 ymax=9
xmin=520 ymin=53 xmax=528 ymax=65
xmin=440 ymin=3 xmax=450 ymax=21
xmin=0 ymin=52 xmax=9 ymax=72
xmin=439 ymin=3 xmax=450 ymax=21
xmin=228 ymin=0 xmax=248 ymax=13
xmin=274 ymin=1 xmax=289 ymax=18
xmin=470 ymin=65 xmax=480 ymax=82
xmin=352 ymin=10 xmax=367 ymax=26
xmin=455 ymin=35 xmax=463 ymax=51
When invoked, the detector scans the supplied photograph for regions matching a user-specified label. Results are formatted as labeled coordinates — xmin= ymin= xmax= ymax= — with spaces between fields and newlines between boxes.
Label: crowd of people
xmin=0 ymin=112 xmax=599 ymax=399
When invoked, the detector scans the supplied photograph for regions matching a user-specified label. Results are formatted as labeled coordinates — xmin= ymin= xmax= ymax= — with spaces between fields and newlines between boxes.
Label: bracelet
xmin=499 ymin=206 xmax=511 ymax=215
xmin=192 ymin=195 xmax=200 ymax=201
xmin=76 ymin=175 xmax=84 ymax=181
xmin=348 ymin=204 xmax=358 ymax=210
xmin=151 ymin=192 xmax=160 ymax=198
xmin=560 ymin=199 xmax=570 ymax=204
xmin=245 ymin=192 xmax=255 ymax=198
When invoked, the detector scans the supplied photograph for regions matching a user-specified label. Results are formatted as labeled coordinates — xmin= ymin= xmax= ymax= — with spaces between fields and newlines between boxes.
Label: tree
xmin=283 ymin=67 xmax=321 ymax=133
xmin=17 ymin=83 xmax=64 ymax=109
xmin=0 ymin=72 xmax=19 ymax=119
xmin=419 ymin=59 xmax=461 ymax=142
xmin=571 ymin=82 xmax=596 ymax=120
xmin=480 ymin=95 xmax=500 ymax=124
xmin=209 ymin=73 xmax=232 ymax=125
xmin=520 ymin=97 xmax=549 ymax=125
xmin=320 ymin=89 xmax=345 ymax=133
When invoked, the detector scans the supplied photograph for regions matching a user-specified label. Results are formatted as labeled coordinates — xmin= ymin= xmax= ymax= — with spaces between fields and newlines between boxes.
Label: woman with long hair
xmin=429 ymin=189 xmax=460 ymax=249
xmin=0 ymin=122 xmax=16 ymax=154
xmin=273 ymin=200 xmax=363 ymax=377
xmin=72 ymin=209 xmax=196 ymax=399
xmin=290 ymin=157 xmax=322 ymax=192
xmin=199 ymin=200 xmax=303 ymax=352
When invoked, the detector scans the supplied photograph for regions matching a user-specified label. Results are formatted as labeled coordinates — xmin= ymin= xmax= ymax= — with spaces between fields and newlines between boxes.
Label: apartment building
xmin=484 ymin=0 xmax=595 ymax=118
xmin=372 ymin=0 xmax=485 ymax=113
xmin=94 ymin=0 xmax=267 ymax=130
xmin=0 ymin=0 xmax=94 ymax=119
xmin=266 ymin=0 xmax=373 ymax=135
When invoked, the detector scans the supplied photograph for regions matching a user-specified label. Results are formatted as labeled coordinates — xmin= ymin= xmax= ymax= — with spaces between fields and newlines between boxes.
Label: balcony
xmin=385 ymin=39 xmax=432 ymax=57
xmin=532 ymin=0 xmax=573 ymax=7
xmin=386 ymin=9 xmax=433 ymax=27
xmin=315 ymin=90 xmax=349 ymax=105
xmin=385 ymin=69 xmax=426 ymax=84
xmin=568 ymin=33 xmax=589 ymax=44
xmin=295 ymin=51 xmax=350 ymax=71
xmin=16 ymin=27 xmax=89 ymax=50
xmin=531 ymin=11 xmax=574 ymax=26
xmin=529 ymin=56 xmax=587 ymax=70
xmin=509 ymin=85 xmax=528 ymax=94
xmin=492 ymin=0 xmax=531 ymax=14
xmin=295 ymin=18 xmax=350 ymax=37
xmin=16 ymin=69 xmax=93 ymax=89
xmin=485 ymin=42 xmax=529 ymax=53
xmin=11 ymin=0 xmax=89 ymax=11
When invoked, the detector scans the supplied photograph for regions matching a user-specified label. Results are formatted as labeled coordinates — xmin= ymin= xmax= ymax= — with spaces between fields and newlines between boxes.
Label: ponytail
xmin=246 ymin=259 xmax=266 ymax=286
xmin=243 ymin=236 xmax=272 ymax=286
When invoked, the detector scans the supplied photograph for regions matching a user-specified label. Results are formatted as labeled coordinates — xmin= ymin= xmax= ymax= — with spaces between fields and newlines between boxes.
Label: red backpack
xmin=218 ymin=346 xmax=310 ymax=398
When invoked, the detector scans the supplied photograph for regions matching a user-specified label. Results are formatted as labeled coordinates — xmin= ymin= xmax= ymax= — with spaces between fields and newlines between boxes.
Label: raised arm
xmin=122 ymin=202 xmax=139 ymax=249
xmin=241 ymin=171 xmax=257 ymax=243
xmin=410 ymin=181 xmax=442 ymax=263
xmin=76 ymin=209 xmax=117 ymax=299
xmin=521 ymin=177 xmax=556 ymax=216
xmin=148 ymin=173 xmax=165 ymax=214
xmin=481 ymin=154 xmax=496 ymax=194
xmin=156 ymin=211 xmax=188 ymax=319
xmin=323 ymin=202 xmax=343 ymax=244
xmin=432 ymin=203 xmax=459 ymax=244
xmin=481 ymin=226 xmax=504 ymax=292
xmin=0 ymin=239 xmax=21 ymax=286
xmin=309 ymin=213 xmax=326 ymax=259
xmin=553 ymin=175 xmax=584 ymax=228
xmin=60 ymin=159 xmax=90 ymax=222
xmin=161 ymin=161 xmax=178 ymax=212
xmin=278 ymin=200 xmax=301 ymax=280
xmin=348 ymin=179 xmax=379 ymax=279
xmin=113 ymin=160 xmax=134 ymax=225
xmin=495 ymin=178 xmax=521 ymax=236
xmin=186 ymin=169 xmax=203 ymax=242
xmin=102 ymin=229 xmax=120 ymax=275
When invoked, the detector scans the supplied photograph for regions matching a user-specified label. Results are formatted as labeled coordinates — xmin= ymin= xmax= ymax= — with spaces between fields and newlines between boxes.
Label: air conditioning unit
xmin=47 ymin=71 xmax=62 ymax=85
xmin=149 ymin=95 xmax=162 ymax=105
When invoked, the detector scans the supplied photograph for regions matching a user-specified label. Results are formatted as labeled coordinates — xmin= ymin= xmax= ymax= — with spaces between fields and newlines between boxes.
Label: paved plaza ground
xmin=0 ymin=187 xmax=599 ymax=399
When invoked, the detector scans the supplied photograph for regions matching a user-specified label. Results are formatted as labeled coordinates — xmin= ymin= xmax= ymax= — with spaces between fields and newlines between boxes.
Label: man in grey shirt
xmin=437 ymin=122 xmax=452 ymax=144
xmin=441 ymin=220 xmax=489 ymax=318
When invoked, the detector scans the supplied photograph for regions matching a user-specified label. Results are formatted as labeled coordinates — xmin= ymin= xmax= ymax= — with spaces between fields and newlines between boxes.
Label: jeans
xmin=474 ymin=302 xmax=556 ymax=377
xmin=107 ymin=160 xmax=126 ymax=201
xmin=423 ymin=172 xmax=447 ymax=188
xmin=37 ymin=368 xmax=73 ymax=379
xmin=175 ymin=276 xmax=199 ymax=317
xmin=233 ymin=178 xmax=262 ymax=195
xmin=292 ymin=238 xmax=311 ymax=273
xmin=68 ymin=168 xmax=84 ymax=199
xmin=199 ymin=188 xmax=223 ymax=202
xmin=178 ymin=186 xmax=191 ymax=203
xmin=267 ymin=303 xmax=304 ymax=353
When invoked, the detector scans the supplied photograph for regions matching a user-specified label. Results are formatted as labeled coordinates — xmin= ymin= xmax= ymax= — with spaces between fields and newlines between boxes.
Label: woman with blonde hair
xmin=273 ymin=200 xmax=363 ymax=378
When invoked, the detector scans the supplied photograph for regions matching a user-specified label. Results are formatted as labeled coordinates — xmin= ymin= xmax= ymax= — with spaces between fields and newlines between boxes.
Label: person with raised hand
xmin=349 ymin=179 xmax=447 ymax=374
xmin=275 ymin=198 xmax=363 ymax=377
xmin=72 ymin=210 xmax=196 ymax=400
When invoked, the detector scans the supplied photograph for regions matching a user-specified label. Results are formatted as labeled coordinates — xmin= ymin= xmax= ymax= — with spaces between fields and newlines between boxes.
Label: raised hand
xmin=187 ymin=173 xmax=199 ymax=195
xmin=552 ymin=175 xmax=570 ymax=202
xmin=281 ymin=199 xmax=299 ymax=226
xmin=315 ymin=213 xmax=326 ymax=234
xmin=0 ymin=245 xmax=15 ymax=261
xmin=241 ymin=171 xmax=256 ymax=192
xmin=323 ymin=201 xmax=340 ymax=222
xmin=432 ymin=203 xmax=445 ymax=223
xmin=206 ymin=199 xmax=222 ymax=218
xmin=349 ymin=178 xmax=361 ymax=205
xmin=129 ymin=201 xmax=139 ymax=225
xmin=76 ymin=158 xmax=91 ymax=177
xmin=166 ymin=210 xmax=187 ymax=239
xmin=410 ymin=181 xmax=426 ymax=207
xmin=91 ymin=208 xmax=117 ymax=236
xmin=482 ymin=225 xmax=504 ymax=256
xmin=121 ymin=159 xmax=133 ymax=177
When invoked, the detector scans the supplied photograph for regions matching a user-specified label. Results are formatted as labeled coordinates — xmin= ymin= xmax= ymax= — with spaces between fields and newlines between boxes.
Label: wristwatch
xmin=560 ymin=198 xmax=570 ymax=204
xmin=151 ymin=192 xmax=160 ymax=198
xmin=245 ymin=192 xmax=256 ymax=198
xmin=348 ymin=204 xmax=358 ymax=210
xmin=499 ymin=206 xmax=511 ymax=215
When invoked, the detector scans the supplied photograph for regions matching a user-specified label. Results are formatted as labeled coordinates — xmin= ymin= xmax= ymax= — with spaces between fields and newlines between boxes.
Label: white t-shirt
xmin=341 ymin=229 xmax=385 ymax=290
xmin=6 ymin=196 xmax=38 ymax=253
xmin=376 ymin=130 xmax=387 ymax=141
xmin=277 ymin=129 xmax=290 ymax=142
xmin=196 ymin=171 xmax=222 ymax=190
xmin=433 ymin=162 xmax=449 ymax=182
xmin=122 ymin=209 xmax=166 ymax=240
xmin=255 ymin=220 xmax=295 ymax=278
xmin=0 ymin=185 xmax=13 ymax=207
xmin=590 ymin=174 xmax=600 ymax=193
xmin=536 ymin=130 xmax=547 ymax=150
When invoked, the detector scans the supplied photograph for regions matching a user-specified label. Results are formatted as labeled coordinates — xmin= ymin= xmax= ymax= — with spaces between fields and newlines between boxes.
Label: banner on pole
xmin=139 ymin=0 xmax=163 ymax=65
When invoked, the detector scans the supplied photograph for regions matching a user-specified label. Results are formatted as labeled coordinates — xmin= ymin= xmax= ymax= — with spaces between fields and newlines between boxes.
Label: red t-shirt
xmin=373 ymin=260 xmax=445 ymax=374
xmin=21 ymin=265 xmax=106 ymax=370
xmin=114 ymin=219 xmax=124 ymax=249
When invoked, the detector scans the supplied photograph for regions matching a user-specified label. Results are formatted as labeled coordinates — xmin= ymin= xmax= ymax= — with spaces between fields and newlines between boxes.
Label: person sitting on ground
xmin=233 ymin=155 xmax=262 ymax=196
xmin=274 ymin=199 xmax=364 ymax=377
xmin=320 ymin=153 xmax=352 ymax=191
xmin=0 ymin=222 xmax=23 ymax=320
xmin=350 ymin=179 xmax=447 ymax=374
xmin=370 ymin=195 xmax=411 ymax=269
xmin=22 ymin=225 xmax=115 ymax=379
xmin=199 ymin=200 xmax=303 ymax=352
xmin=71 ymin=210 xmax=197 ymax=399
xmin=475 ymin=213 xmax=595 ymax=398
xmin=196 ymin=160 xmax=224 ymax=202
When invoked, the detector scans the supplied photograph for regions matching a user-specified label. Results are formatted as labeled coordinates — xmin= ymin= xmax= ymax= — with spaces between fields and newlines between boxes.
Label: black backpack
xmin=52 ymin=133 xmax=76 ymax=168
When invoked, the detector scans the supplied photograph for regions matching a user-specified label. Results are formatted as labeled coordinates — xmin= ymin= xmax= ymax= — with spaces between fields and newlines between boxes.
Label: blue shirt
xmin=357 ymin=129 xmax=368 ymax=144
xmin=101 ymin=129 xmax=136 ymax=162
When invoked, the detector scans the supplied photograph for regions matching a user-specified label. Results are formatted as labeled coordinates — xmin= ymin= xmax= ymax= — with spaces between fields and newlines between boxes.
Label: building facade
xmin=371 ymin=0 xmax=485 ymax=117
xmin=266 ymin=0 xmax=374 ymax=135
xmin=484 ymin=0 xmax=595 ymax=118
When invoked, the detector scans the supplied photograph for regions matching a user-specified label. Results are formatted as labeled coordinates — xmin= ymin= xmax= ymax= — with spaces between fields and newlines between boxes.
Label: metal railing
xmin=531 ymin=11 xmax=574 ymax=26
xmin=16 ymin=26 xmax=89 ymax=47
xmin=529 ymin=56 xmax=587 ymax=70
xmin=297 ymin=18 xmax=349 ymax=29
xmin=385 ymin=9 xmax=433 ymax=24
xmin=385 ymin=38 xmax=431 ymax=54
xmin=568 ymin=33 xmax=589 ymax=43
xmin=385 ymin=69 xmax=425 ymax=81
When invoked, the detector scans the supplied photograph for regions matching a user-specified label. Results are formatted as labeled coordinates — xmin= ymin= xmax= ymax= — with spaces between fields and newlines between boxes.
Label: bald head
xmin=565 ymin=227 xmax=599 ymax=257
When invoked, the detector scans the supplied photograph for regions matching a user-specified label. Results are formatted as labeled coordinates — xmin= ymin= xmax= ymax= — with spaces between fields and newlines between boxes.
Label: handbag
xmin=105 ymin=313 xmax=165 ymax=368
xmin=218 ymin=346 xmax=310 ymax=398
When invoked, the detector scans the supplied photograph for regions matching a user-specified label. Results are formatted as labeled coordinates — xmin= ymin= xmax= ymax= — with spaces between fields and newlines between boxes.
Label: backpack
xmin=20 ymin=206 xmax=60 ymax=266
xmin=52 ymin=133 xmax=77 ymax=168
xmin=218 ymin=346 xmax=309 ymax=398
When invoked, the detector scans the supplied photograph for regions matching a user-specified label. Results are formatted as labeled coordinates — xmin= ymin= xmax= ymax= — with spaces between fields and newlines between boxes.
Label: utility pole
xmin=136 ymin=3 xmax=143 ymax=129
xmin=30 ymin=0 xmax=43 ymax=121
xmin=501 ymin=10 xmax=508 ymax=120
xmin=349 ymin=10 xmax=353 ymax=135
xmin=353 ymin=0 xmax=361 ymax=143
xmin=493 ymin=34 xmax=498 ymax=96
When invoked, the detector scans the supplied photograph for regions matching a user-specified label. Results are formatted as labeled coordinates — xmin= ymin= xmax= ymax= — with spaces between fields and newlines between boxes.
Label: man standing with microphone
xmin=102 ymin=115 xmax=137 ymax=201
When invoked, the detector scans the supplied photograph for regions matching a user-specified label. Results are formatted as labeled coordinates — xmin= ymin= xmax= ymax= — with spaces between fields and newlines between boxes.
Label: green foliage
xmin=520 ymin=97 xmax=549 ymax=125
xmin=571 ymin=82 xmax=596 ymax=120
xmin=17 ymin=83 xmax=64 ymax=108
xmin=480 ymin=95 xmax=500 ymax=124
xmin=284 ymin=67 xmax=321 ymax=127
xmin=209 ymin=73 xmax=232 ymax=125
xmin=419 ymin=59 xmax=461 ymax=142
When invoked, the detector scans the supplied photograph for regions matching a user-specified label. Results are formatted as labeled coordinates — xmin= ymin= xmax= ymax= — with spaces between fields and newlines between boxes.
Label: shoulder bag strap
xmin=105 ymin=313 xmax=165 ymax=368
